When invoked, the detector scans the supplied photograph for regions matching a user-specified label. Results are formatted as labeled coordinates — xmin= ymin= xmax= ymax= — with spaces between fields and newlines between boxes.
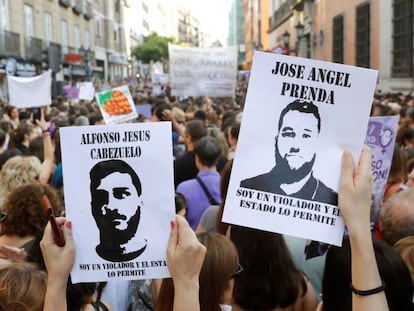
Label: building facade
xmin=250 ymin=0 xmax=414 ymax=92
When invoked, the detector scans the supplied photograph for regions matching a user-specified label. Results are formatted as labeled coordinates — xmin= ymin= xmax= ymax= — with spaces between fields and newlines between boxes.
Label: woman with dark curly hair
xmin=0 ymin=183 xmax=62 ymax=252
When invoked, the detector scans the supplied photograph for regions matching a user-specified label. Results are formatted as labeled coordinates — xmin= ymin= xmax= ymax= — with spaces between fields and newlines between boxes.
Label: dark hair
xmin=1 ymin=184 xmax=62 ymax=237
xmin=229 ymin=122 xmax=241 ymax=140
xmin=155 ymin=103 xmax=172 ymax=121
xmin=278 ymin=100 xmax=321 ymax=133
xmin=185 ymin=119 xmax=207 ymax=143
xmin=90 ymin=159 xmax=142 ymax=198
xmin=28 ymin=136 xmax=44 ymax=162
xmin=174 ymin=192 xmax=187 ymax=214
xmin=66 ymin=277 xmax=96 ymax=311
xmin=194 ymin=136 xmax=221 ymax=167
xmin=0 ymin=129 xmax=5 ymax=147
xmin=10 ymin=123 xmax=34 ymax=150
xmin=322 ymin=237 xmax=414 ymax=311
xmin=230 ymin=226 xmax=307 ymax=309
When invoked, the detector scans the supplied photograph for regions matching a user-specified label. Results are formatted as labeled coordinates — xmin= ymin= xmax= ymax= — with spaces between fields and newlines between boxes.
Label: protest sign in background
xmin=78 ymin=82 xmax=95 ymax=101
xmin=60 ymin=122 xmax=175 ymax=283
xmin=168 ymin=44 xmax=238 ymax=97
xmin=364 ymin=115 xmax=400 ymax=227
xmin=223 ymin=52 xmax=378 ymax=246
xmin=95 ymin=85 xmax=138 ymax=124
xmin=7 ymin=70 xmax=51 ymax=108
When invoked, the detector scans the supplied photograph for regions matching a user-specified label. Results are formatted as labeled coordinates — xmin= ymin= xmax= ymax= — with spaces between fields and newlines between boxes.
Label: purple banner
xmin=364 ymin=115 xmax=400 ymax=227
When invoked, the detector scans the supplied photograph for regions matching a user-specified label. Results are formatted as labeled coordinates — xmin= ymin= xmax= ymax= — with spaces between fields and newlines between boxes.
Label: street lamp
xmin=295 ymin=22 xmax=305 ymax=39
xmin=282 ymin=30 xmax=290 ymax=49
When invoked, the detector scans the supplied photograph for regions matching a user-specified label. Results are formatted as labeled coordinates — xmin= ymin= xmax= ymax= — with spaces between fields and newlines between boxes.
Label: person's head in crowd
xmin=66 ymin=277 xmax=98 ymax=311
xmin=171 ymin=106 xmax=186 ymax=125
xmin=57 ymin=104 xmax=69 ymax=115
xmin=74 ymin=115 xmax=90 ymax=126
xmin=405 ymin=157 xmax=414 ymax=188
xmin=0 ymin=262 xmax=47 ymax=311
xmin=89 ymin=159 xmax=146 ymax=261
xmin=194 ymin=136 xmax=222 ymax=170
xmin=383 ymin=145 xmax=408 ymax=201
xmin=371 ymin=102 xmax=389 ymax=116
xmin=206 ymin=111 xmax=218 ymax=128
xmin=154 ymin=103 xmax=172 ymax=122
xmin=401 ymin=126 xmax=414 ymax=148
xmin=184 ymin=119 xmax=207 ymax=152
xmin=229 ymin=225 xmax=311 ymax=310
xmin=175 ymin=192 xmax=187 ymax=217
xmin=207 ymin=128 xmax=228 ymax=159
xmin=216 ymin=159 xmax=234 ymax=234
xmin=194 ymin=110 xmax=206 ymax=123
xmin=322 ymin=237 xmax=413 ymax=311
xmin=379 ymin=188 xmax=414 ymax=246
xmin=227 ymin=122 xmax=240 ymax=159
xmin=0 ymin=184 xmax=62 ymax=245
xmin=52 ymin=114 xmax=70 ymax=128
xmin=88 ymin=113 xmax=104 ymax=125
xmin=0 ymin=128 xmax=6 ymax=151
xmin=394 ymin=235 xmax=414 ymax=284
xmin=220 ymin=110 xmax=236 ymax=132
xmin=157 ymin=232 xmax=240 ymax=311
xmin=406 ymin=107 xmax=414 ymax=126
xmin=5 ymin=105 xmax=18 ymax=121
xmin=0 ymin=155 xmax=41 ymax=208
xmin=28 ymin=136 xmax=44 ymax=162
xmin=10 ymin=122 xmax=36 ymax=153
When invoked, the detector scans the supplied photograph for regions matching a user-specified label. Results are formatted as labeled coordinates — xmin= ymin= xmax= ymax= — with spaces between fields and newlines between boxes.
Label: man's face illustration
xmin=94 ymin=172 xmax=141 ymax=232
xmin=275 ymin=110 xmax=319 ymax=183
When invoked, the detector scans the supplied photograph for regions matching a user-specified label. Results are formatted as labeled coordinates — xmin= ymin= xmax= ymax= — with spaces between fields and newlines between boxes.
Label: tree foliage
xmin=131 ymin=32 xmax=174 ymax=63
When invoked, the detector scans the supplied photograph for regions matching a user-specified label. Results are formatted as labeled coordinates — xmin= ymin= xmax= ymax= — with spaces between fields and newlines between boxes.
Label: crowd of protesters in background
xmin=0 ymin=72 xmax=414 ymax=310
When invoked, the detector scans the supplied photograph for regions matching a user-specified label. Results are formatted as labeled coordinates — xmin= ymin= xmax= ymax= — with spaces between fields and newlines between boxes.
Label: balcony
xmin=269 ymin=0 xmax=297 ymax=31
xmin=59 ymin=0 xmax=70 ymax=7
xmin=25 ymin=36 xmax=43 ymax=61
xmin=84 ymin=2 xmax=93 ymax=19
xmin=72 ymin=0 xmax=83 ymax=14
xmin=0 ymin=30 xmax=20 ymax=57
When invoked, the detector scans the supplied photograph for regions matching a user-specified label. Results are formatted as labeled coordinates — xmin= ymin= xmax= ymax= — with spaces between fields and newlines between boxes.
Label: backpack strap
xmin=196 ymin=176 xmax=219 ymax=205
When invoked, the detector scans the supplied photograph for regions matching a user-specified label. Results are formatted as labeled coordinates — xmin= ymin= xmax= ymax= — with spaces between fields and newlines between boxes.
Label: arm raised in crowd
xmin=339 ymin=147 xmax=389 ymax=311
xmin=36 ymin=109 xmax=54 ymax=184
xmin=40 ymin=217 xmax=74 ymax=311
xmin=167 ymin=215 xmax=206 ymax=311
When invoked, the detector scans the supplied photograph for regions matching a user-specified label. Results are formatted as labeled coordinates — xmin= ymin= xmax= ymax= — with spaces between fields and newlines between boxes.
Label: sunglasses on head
xmin=231 ymin=264 xmax=244 ymax=278
xmin=0 ymin=212 xmax=7 ymax=223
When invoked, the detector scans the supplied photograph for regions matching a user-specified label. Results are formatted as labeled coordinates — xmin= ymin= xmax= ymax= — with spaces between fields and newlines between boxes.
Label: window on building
xmin=355 ymin=2 xmax=370 ymax=68
xmin=85 ymin=30 xmax=90 ymax=48
xmin=392 ymin=0 xmax=413 ymax=77
xmin=0 ymin=0 xmax=9 ymax=30
xmin=95 ymin=18 xmax=101 ymax=37
xmin=74 ymin=26 xmax=81 ymax=49
xmin=332 ymin=14 xmax=344 ymax=64
xmin=24 ymin=4 xmax=34 ymax=37
xmin=61 ymin=20 xmax=68 ymax=53
xmin=44 ymin=13 xmax=53 ymax=42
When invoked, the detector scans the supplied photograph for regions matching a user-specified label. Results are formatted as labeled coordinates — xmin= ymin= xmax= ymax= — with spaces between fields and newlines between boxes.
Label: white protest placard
xmin=364 ymin=115 xmax=400 ymax=227
xmin=151 ymin=73 xmax=170 ymax=84
xmin=7 ymin=70 xmax=51 ymax=108
xmin=169 ymin=44 xmax=238 ymax=97
xmin=95 ymin=85 xmax=138 ymax=124
xmin=60 ymin=122 xmax=175 ymax=283
xmin=223 ymin=52 xmax=378 ymax=246
xmin=78 ymin=82 xmax=95 ymax=101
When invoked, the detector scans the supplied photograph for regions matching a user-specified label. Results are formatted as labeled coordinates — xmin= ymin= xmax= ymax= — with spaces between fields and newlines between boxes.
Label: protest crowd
xmin=1 ymin=70 xmax=414 ymax=311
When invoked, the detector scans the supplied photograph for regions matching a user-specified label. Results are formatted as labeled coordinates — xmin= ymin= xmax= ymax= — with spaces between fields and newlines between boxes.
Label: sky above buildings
xmin=181 ymin=0 xmax=231 ymax=45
